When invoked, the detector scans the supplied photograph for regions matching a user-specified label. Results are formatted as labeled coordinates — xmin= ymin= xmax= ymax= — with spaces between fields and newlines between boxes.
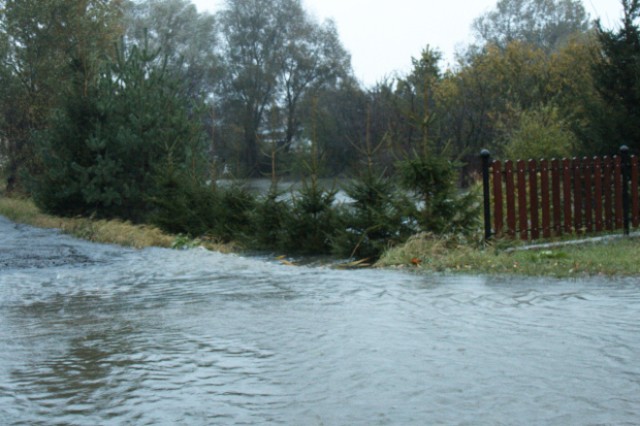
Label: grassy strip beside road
xmin=1 ymin=196 xmax=638 ymax=277
xmin=0 ymin=197 xmax=233 ymax=252
xmin=377 ymin=232 xmax=640 ymax=278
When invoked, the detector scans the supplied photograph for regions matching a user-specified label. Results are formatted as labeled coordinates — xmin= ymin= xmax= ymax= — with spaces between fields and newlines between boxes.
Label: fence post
xmin=481 ymin=149 xmax=492 ymax=241
xmin=621 ymin=145 xmax=631 ymax=236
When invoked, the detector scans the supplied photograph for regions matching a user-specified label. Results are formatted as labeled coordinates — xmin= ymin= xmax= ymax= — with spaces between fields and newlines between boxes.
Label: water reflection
xmin=1 ymin=218 xmax=639 ymax=425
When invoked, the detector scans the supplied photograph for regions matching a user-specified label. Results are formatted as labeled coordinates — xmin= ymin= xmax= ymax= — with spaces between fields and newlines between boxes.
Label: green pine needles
xmin=332 ymin=171 xmax=411 ymax=260
xmin=30 ymin=35 xmax=206 ymax=222
xmin=397 ymin=155 xmax=480 ymax=236
xmin=27 ymin=35 xmax=480 ymax=261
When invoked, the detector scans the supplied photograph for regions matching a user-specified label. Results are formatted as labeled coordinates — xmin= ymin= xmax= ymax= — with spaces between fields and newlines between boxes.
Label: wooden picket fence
xmin=480 ymin=147 xmax=639 ymax=241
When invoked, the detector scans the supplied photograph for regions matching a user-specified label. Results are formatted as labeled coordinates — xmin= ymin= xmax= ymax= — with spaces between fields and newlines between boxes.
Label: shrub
xmin=332 ymin=172 xmax=412 ymax=260
xmin=213 ymin=184 xmax=256 ymax=243
xmin=247 ymin=187 xmax=292 ymax=251
xmin=397 ymin=155 xmax=480 ymax=235
xmin=280 ymin=176 xmax=340 ymax=255
xmin=149 ymin=161 xmax=217 ymax=236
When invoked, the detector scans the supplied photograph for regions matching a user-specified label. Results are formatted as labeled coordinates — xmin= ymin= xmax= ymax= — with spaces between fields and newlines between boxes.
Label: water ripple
xmin=1 ymin=220 xmax=640 ymax=424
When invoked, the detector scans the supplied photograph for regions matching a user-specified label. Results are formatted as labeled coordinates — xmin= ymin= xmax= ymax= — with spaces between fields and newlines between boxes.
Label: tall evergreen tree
xmin=0 ymin=0 xmax=124 ymax=189
xmin=30 ymin=36 xmax=207 ymax=221
xmin=589 ymin=0 xmax=640 ymax=154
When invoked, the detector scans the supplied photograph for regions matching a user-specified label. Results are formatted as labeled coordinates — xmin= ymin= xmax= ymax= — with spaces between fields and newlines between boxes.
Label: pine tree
xmin=332 ymin=109 xmax=411 ymax=260
xmin=31 ymin=35 xmax=207 ymax=221
xmin=590 ymin=0 xmax=640 ymax=154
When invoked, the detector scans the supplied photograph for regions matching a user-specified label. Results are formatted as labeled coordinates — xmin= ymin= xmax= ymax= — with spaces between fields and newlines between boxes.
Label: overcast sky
xmin=191 ymin=0 xmax=625 ymax=86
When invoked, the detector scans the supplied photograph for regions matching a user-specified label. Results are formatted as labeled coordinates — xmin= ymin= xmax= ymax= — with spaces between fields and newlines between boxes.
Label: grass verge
xmin=0 ymin=196 xmax=233 ymax=252
xmin=2 ymin=196 xmax=637 ymax=277
xmin=376 ymin=232 xmax=640 ymax=277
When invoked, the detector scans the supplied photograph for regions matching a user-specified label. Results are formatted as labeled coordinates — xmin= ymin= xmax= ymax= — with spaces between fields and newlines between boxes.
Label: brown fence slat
xmin=593 ymin=157 xmax=603 ymax=232
xmin=583 ymin=157 xmax=593 ymax=232
xmin=551 ymin=159 xmax=562 ymax=235
xmin=540 ymin=160 xmax=551 ymax=238
xmin=529 ymin=160 xmax=540 ymax=239
xmin=517 ymin=160 xmax=528 ymax=240
xmin=563 ymin=158 xmax=573 ymax=234
xmin=573 ymin=158 xmax=583 ymax=233
xmin=632 ymin=155 xmax=639 ymax=228
xmin=604 ymin=156 xmax=613 ymax=230
xmin=505 ymin=161 xmax=516 ymax=237
xmin=492 ymin=160 xmax=504 ymax=236
xmin=615 ymin=155 xmax=623 ymax=229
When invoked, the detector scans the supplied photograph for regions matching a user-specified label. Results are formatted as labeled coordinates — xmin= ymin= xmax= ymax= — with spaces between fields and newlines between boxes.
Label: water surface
xmin=1 ymin=217 xmax=639 ymax=425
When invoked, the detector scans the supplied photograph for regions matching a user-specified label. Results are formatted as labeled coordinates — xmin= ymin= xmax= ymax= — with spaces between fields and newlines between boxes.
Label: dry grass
xmin=376 ymin=231 xmax=640 ymax=277
xmin=376 ymin=232 xmax=489 ymax=273
xmin=3 ymin=196 xmax=636 ymax=276
xmin=0 ymin=197 xmax=233 ymax=252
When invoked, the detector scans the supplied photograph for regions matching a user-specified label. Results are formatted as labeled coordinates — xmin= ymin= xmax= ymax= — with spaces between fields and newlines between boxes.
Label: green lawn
xmin=376 ymin=232 xmax=640 ymax=277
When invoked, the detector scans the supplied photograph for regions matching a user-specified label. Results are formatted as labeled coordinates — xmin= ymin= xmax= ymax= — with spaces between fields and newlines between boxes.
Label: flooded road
xmin=1 ymin=216 xmax=639 ymax=425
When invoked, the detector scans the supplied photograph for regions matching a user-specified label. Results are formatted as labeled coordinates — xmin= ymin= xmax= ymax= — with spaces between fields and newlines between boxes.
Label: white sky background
xmin=191 ymin=0 xmax=625 ymax=87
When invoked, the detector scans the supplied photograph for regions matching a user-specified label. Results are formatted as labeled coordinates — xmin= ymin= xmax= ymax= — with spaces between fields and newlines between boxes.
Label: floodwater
xmin=0 ymin=216 xmax=639 ymax=425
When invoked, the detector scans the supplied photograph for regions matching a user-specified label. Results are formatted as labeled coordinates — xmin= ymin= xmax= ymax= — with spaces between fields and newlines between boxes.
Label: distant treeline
xmin=1 ymin=0 xmax=639 ymax=256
